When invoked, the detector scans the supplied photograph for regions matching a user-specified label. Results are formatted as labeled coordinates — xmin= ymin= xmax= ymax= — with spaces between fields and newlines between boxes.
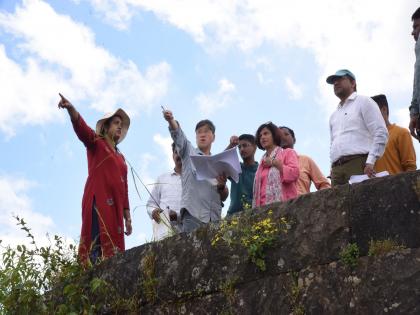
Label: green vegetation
xmin=368 ymin=239 xmax=406 ymax=257
xmin=0 ymin=216 xmax=134 ymax=314
xmin=288 ymin=271 xmax=305 ymax=315
xmin=211 ymin=209 xmax=290 ymax=271
xmin=339 ymin=243 xmax=360 ymax=269
xmin=141 ymin=252 xmax=159 ymax=304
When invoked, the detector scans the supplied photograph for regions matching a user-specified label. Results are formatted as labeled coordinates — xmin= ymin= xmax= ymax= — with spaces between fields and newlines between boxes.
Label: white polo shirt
xmin=329 ymin=92 xmax=388 ymax=165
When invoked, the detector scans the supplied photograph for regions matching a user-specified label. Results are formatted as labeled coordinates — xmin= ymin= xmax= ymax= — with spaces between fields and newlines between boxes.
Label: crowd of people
xmin=59 ymin=7 xmax=420 ymax=263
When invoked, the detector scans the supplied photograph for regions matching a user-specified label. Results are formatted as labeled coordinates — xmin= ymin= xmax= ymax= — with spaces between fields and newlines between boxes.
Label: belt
xmin=332 ymin=154 xmax=368 ymax=168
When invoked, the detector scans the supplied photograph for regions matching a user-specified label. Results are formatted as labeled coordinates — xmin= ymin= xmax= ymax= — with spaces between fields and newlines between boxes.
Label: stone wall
xmin=86 ymin=171 xmax=420 ymax=314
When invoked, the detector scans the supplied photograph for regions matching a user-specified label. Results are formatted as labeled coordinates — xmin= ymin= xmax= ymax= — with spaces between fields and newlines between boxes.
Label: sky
xmin=0 ymin=0 xmax=419 ymax=250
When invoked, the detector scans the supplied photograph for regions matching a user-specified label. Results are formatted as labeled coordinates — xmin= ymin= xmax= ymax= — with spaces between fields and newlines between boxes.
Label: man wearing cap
xmin=326 ymin=70 xmax=388 ymax=186
xmin=162 ymin=109 xmax=229 ymax=233
xmin=58 ymin=94 xmax=132 ymax=264
xmin=409 ymin=7 xmax=420 ymax=140
xmin=372 ymin=94 xmax=416 ymax=175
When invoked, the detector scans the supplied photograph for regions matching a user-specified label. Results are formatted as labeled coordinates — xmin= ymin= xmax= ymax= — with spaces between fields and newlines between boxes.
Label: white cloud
xmin=153 ymin=133 xmax=173 ymax=168
xmin=0 ymin=175 xmax=55 ymax=248
xmin=196 ymin=78 xmax=235 ymax=115
xmin=87 ymin=0 xmax=415 ymax=114
xmin=0 ymin=0 xmax=171 ymax=137
xmin=394 ymin=108 xmax=411 ymax=129
xmin=284 ymin=76 xmax=303 ymax=100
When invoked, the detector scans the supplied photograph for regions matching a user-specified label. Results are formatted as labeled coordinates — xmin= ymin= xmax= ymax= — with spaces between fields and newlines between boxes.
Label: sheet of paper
xmin=348 ymin=171 xmax=389 ymax=184
xmin=190 ymin=147 xmax=242 ymax=183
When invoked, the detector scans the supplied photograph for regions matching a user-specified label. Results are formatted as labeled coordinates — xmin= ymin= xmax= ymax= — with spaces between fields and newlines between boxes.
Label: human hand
xmin=163 ymin=109 xmax=174 ymax=122
xmin=229 ymin=135 xmax=239 ymax=147
xmin=364 ymin=163 xmax=375 ymax=178
xmin=58 ymin=93 xmax=73 ymax=110
xmin=152 ymin=208 xmax=162 ymax=223
xmin=125 ymin=218 xmax=132 ymax=236
xmin=216 ymin=173 xmax=227 ymax=190
xmin=169 ymin=210 xmax=177 ymax=221
xmin=409 ymin=115 xmax=419 ymax=139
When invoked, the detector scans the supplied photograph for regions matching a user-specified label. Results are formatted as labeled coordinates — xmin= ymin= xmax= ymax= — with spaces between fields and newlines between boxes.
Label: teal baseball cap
xmin=326 ymin=69 xmax=356 ymax=84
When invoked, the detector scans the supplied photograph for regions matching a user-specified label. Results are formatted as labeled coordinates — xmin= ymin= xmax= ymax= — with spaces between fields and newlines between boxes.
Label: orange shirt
xmin=374 ymin=124 xmax=417 ymax=175
xmin=297 ymin=155 xmax=331 ymax=195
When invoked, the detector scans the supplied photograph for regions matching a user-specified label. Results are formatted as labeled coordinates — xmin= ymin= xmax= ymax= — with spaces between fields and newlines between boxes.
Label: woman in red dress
xmin=58 ymin=93 xmax=132 ymax=264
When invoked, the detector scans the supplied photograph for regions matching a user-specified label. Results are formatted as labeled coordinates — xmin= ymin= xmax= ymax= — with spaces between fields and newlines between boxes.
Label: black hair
xmin=238 ymin=134 xmax=256 ymax=144
xmin=371 ymin=94 xmax=389 ymax=115
xmin=279 ymin=126 xmax=296 ymax=143
xmin=255 ymin=122 xmax=281 ymax=150
xmin=195 ymin=119 xmax=215 ymax=134
xmin=412 ymin=7 xmax=420 ymax=20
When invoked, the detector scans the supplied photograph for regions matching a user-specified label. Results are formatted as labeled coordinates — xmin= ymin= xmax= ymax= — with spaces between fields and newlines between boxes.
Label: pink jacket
xmin=253 ymin=147 xmax=299 ymax=207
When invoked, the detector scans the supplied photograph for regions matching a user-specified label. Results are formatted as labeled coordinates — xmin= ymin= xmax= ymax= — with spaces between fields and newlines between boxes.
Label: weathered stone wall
xmin=87 ymin=171 xmax=420 ymax=314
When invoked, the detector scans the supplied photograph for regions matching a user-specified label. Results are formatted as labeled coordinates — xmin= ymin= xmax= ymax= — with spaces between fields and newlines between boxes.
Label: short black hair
xmin=255 ymin=122 xmax=281 ymax=150
xmin=371 ymin=94 xmax=389 ymax=115
xmin=195 ymin=119 xmax=215 ymax=134
xmin=238 ymin=134 xmax=256 ymax=144
xmin=279 ymin=126 xmax=296 ymax=143
xmin=412 ymin=7 xmax=420 ymax=20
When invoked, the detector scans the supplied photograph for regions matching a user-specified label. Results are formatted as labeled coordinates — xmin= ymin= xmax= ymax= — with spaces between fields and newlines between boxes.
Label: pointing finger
xmin=58 ymin=93 xmax=68 ymax=102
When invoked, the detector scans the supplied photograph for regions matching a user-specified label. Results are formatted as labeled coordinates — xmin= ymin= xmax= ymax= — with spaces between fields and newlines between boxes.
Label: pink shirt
xmin=254 ymin=148 xmax=299 ymax=206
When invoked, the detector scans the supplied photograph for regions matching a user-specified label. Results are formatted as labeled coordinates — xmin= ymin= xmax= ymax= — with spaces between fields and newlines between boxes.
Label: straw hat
xmin=96 ymin=108 xmax=130 ymax=144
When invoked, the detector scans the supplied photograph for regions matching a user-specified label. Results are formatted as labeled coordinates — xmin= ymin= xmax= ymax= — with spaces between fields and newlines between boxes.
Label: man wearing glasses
xmin=225 ymin=134 xmax=258 ymax=215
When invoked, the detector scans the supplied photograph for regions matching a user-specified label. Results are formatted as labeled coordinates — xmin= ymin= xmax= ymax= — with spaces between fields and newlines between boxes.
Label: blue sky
xmin=0 ymin=0 xmax=418 ymax=249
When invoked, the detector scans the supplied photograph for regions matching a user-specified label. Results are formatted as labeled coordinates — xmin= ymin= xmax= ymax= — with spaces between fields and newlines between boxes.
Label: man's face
xmin=278 ymin=128 xmax=295 ymax=149
xmin=195 ymin=125 xmax=215 ymax=151
xmin=172 ymin=149 xmax=182 ymax=169
xmin=238 ymin=139 xmax=256 ymax=160
xmin=333 ymin=76 xmax=355 ymax=100
xmin=412 ymin=18 xmax=420 ymax=41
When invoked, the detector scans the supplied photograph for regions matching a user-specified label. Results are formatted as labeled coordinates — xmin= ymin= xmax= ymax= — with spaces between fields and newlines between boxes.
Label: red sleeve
xmin=279 ymin=148 xmax=300 ymax=183
xmin=71 ymin=114 xmax=97 ymax=149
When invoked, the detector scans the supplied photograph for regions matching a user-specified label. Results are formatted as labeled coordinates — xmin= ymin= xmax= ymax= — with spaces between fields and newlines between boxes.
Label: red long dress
xmin=72 ymin=114 xmax=129 ymax=262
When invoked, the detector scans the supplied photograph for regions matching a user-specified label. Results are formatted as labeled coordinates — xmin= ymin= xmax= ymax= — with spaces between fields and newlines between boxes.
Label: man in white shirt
xmin=146 ymin=143 xmax=182 ymax=241
xmin=326 ymin=69 xmax=388 ymax=186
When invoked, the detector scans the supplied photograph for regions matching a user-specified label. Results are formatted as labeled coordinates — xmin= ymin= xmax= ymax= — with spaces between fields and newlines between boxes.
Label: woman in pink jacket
xmin=252 ymin=122 xmax=299 ymax=207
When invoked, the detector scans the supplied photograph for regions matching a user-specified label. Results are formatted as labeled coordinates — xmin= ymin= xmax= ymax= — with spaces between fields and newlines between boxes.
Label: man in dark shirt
xmin=225 ymin=134 xmax=258 ymax=215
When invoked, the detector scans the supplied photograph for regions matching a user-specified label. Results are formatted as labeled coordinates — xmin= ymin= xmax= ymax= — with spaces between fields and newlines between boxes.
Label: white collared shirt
xmin=146 ymin=171 xmax=182 ymax=241
xmin=329 ymin=92 xmax=388 ymax=165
